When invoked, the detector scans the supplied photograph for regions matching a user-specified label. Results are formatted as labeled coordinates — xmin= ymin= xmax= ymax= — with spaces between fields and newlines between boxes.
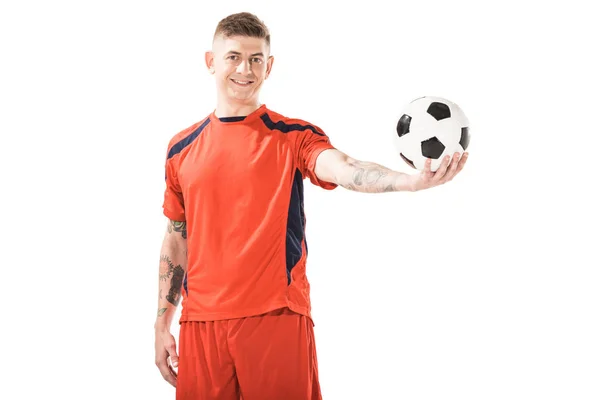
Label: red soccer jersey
xmin=162 ymin=104 xmax=338 ymax=324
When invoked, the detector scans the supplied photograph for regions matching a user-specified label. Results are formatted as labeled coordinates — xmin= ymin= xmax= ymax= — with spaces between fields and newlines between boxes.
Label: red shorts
xmin=176 ymin=307 xmax=322 ymax=400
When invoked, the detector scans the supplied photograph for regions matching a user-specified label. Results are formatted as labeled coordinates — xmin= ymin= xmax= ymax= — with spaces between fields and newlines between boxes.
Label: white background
xmin=1 ymin=0 xmax=599 ymax=399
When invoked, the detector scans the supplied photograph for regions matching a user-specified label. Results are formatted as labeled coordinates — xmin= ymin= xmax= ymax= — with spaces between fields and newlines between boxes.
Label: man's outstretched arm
xmin=314 ymin=149 xmax=468 ymax=193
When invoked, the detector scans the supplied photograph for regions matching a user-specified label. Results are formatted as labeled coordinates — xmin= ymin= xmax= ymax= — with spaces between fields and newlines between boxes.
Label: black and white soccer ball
xmin=394 ymin=96 xmax=470 ymax=172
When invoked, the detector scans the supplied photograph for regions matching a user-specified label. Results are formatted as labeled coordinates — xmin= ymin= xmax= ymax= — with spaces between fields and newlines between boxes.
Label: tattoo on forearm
xmin=157 ymin=308 xmax=167 ymax=317
xmin=159 ymin=255 xmax=175 ymax=281
xmin=342 ymin=160 xmax=398 ymax=193
xmin=166 ymin=266 xmax=185 ymax=307
xmin=168 ymin=220 xmax=187 ymax=239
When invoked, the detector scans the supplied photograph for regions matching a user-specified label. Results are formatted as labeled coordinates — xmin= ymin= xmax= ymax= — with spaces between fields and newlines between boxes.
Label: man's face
xmin=206 ymin=35 xmax=274 ymax=103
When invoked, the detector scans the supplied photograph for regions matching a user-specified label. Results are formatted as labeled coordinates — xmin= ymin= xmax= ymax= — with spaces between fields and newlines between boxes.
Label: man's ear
xmin=265 ymin=55 xmax=274 ymax=79
xmin=205 ymin=51 xmax=215 ymax=73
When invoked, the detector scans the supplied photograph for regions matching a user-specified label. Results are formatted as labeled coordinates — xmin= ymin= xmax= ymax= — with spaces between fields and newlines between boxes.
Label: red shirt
xmin=162 ymin=104 xmax=338 ymax=324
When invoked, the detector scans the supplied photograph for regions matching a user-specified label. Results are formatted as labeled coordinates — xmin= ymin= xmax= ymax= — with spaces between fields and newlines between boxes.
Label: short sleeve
xmin=162 ymin=148 xmax=186 ymax=221
xmin=296 ymin=127 xmax=338 ymax=190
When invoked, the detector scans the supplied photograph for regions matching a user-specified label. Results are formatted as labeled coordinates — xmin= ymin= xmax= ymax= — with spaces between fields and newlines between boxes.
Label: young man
xmin=154 ymin=12 xmax=467 ymax=400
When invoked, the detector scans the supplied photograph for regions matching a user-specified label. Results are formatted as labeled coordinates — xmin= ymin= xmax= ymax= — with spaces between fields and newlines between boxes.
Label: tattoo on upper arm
xmin=157 ymin=308 xmax=167 ymax=317
xmin=168 ymin=220 xmax=187 ymax=239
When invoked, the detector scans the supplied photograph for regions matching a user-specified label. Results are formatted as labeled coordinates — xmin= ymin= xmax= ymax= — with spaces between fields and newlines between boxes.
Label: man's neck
xmin=214 ymin=99 xmax=262 ymax=118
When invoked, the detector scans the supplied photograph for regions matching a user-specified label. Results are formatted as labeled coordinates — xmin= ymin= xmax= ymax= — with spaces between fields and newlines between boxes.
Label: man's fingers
xmin=156 ymin=332 xmax=179 ymax=388
xmin=456 ymin=152 xmax=469 ymax=173
xmin=424 ymin=158 xmax=432 ymax=173
xmin=156 ymin=360 xmax=177 ymax=387
xmin=415 ymin=152 xmax=468 ymax=191
xmin=433 ymin=155 xmax=450 ymax=181
xmin=422 ymin=158 xmax=434 ymax=179
xmin=165 ymin=342 xmax=179 ymax=368
xmin=443 ymin=152 xmax=460 ymax=181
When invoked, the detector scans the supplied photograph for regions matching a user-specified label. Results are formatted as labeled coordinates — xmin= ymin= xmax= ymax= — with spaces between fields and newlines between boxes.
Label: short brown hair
xmin=213 ymin=12 xmax=270 ymax=47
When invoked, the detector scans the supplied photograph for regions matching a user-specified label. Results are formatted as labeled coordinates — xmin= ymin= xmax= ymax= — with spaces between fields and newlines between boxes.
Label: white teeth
xmin=233 ymin=79 xmax=252 ymax=85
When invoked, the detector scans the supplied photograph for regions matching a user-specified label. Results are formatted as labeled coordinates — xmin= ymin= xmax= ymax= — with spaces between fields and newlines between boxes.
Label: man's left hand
xmin=410 ymin=151 xmax=469 ymax=192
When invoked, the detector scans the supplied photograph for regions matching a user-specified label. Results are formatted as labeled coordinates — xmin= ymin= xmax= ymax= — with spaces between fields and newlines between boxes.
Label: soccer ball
xmin=393 ymin=96 xmax=470 ymax=172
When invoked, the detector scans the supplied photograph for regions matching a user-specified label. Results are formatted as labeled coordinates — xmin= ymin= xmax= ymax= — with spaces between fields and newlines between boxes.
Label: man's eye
xmin=252 ymin=58 xmax=263 ymax=63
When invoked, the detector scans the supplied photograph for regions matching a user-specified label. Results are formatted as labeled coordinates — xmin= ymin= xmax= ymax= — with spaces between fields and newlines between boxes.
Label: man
xmin=154 ymin=12 xmax=467 ymax=400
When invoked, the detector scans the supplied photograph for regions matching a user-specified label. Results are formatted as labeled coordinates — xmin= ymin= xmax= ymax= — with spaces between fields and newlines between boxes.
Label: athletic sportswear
xmin=162 ymin=104 xmax=337 ymax=324
xmin=176 ymin=307 xmax=321 ymax=400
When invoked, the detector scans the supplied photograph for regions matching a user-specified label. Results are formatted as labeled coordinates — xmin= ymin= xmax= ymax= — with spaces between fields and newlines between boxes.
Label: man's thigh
xmin=229 ymin=307 xmax=322 ymax=400
xmin=176 ymin=321 xmax=240 ymax=400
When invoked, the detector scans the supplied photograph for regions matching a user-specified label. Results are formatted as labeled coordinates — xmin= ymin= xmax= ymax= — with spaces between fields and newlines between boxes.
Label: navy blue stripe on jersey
xmin=260 ymin=113 xmax=325 ymax=136
xmin=285 ymin=169 xmax=306 ymax=285
xmin=219 ymin=116 xmax=246 ymax=122
xmin=167 ymin=117 xmax=211 ymax=160
xmin=183 ymin=272 xmax=188 ymax=296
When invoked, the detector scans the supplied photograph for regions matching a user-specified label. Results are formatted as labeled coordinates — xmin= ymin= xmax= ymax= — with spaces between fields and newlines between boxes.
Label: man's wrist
xmin=409 ymin=174 xmax=423 ymax=192
xmin=154 ymin=319 xmax=171 ymax=332
xmin=397 ymin=172 xmax=416 ymax=192
xmin=154 ymin=308 xmax=173 ymax=332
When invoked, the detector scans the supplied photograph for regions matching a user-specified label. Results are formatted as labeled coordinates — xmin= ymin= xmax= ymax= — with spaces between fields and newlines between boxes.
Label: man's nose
xmin=236 ymin=60 xmax=251 ymax=74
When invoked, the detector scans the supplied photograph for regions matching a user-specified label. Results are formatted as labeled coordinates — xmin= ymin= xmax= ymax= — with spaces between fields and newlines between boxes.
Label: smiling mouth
xmin=231 ymin=79 xmax=254 ymax=86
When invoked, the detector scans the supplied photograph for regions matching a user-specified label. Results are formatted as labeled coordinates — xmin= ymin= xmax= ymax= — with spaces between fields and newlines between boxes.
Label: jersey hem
xmin=179 ymin=300 xmax=314 ymax=326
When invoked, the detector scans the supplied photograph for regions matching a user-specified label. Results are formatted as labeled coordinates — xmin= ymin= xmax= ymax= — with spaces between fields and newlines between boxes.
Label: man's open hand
xmin=411 ymin=151 xmax=468 ymax=191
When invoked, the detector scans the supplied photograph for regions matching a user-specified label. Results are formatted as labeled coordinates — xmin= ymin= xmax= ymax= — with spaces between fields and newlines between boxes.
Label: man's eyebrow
xmin=225 ymin=51 xmax=264 ymax=57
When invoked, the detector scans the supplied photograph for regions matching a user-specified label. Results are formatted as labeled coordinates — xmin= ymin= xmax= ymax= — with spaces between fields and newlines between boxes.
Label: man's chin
xmin=228 ymin=89 xmax=254 ymax=101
